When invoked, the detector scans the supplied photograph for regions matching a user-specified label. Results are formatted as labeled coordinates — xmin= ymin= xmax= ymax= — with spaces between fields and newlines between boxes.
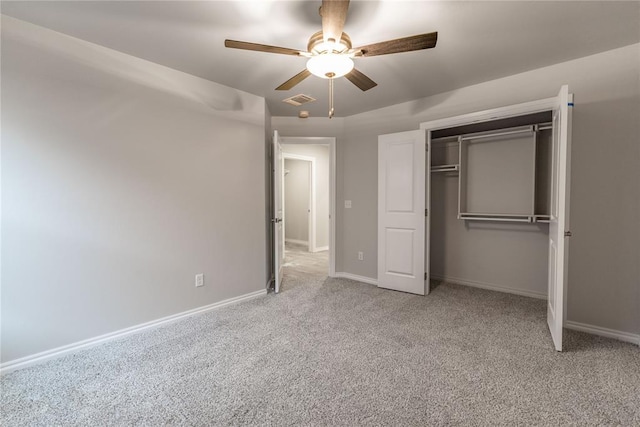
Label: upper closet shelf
xmin=431 ymin=122 xmax=552 ymax=142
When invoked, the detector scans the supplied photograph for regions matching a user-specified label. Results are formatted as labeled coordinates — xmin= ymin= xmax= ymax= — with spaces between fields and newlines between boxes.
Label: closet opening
xmin=378 ymin=86 xmax=572 ymax=349
xmin=428 ymin=111 xmax=554 ymax=299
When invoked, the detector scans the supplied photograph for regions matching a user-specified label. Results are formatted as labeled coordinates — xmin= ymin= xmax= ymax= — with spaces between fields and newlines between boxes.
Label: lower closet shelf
xmin=431 ymin=164 xmax=459 ymax=173
xmin=458 ymin=213 xmax=550 ymax=223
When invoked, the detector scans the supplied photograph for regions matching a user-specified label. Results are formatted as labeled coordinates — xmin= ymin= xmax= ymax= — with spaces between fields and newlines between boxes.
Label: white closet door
xmin=547 ymin=85 xmax=573 ymax=351
xmin=273 ymin=130 xmax=285 ymax=293
xmin=378 ymin=130 xmax=426 ymax=295
xmin=425 ymin=131 xmax=432 ymax=294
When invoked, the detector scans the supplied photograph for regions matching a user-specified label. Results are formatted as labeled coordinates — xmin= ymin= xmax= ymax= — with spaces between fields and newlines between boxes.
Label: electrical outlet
xmin=358 ymin=251 xmax=364 ymax=261
xmin=345 ymin=200 xmax=352 ymax=209
xmin=195 ymin=273 xmax=204 ymax=287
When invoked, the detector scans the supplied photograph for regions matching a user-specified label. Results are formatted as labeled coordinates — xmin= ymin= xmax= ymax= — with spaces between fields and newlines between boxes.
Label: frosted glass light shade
xmin=306 ymin=54 xmax=354 ymax=79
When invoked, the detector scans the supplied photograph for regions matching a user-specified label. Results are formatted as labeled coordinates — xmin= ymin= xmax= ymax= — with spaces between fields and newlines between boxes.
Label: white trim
xmin=0 ymin=289 xmax=267 ymax=375
xmin=419 ymin=96 xmax=557 ymax=131
xmin=280 ymin=137 xmax=334 ymax=145
xmin=565 ymin=321 xmax=640 ymax=346
xmin=314 ymin=246 xmax=329 ymax=252
xmin=283 ymin=153 xmax=316 ymax=161
xmin=285 ymin=238 xmax=309 ymax=246
xmin=335 ymin=272 xmax=378 ymax=286
xmin=431 ymin=275 xmax=547 ymax=300
xmin=328 ymin=137 xmax=336 ymax=277
xmin=563 ymin=92 xmax=574 ymax=327
xmin=283 ymin=153 xmax=316 ymax=253
xmin=280 ymin=136 xmax=336 ymax=277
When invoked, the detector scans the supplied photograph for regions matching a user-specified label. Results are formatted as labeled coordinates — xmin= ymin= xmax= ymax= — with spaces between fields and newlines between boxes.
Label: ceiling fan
xmin=224 ymin=0 xmax=437 ymax=118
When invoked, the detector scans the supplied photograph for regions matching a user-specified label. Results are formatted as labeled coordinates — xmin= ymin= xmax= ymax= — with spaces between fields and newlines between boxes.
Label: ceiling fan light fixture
xmin=306 ymin=53 xmax=354 ymax=79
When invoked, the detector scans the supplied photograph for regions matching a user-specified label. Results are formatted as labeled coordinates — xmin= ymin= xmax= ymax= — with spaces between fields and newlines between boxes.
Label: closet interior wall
xmin=429 ymin=112 xmax=553 ymax=298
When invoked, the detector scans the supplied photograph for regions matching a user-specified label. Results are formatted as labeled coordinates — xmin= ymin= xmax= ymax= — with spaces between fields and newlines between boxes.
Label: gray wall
xmin=274 ymin=43 xmax=640 ymax=335
xmin=430 ymin=172 xmax=549 ymax=297
xmin=283 ymin=144 xmax=330 ymax=249
xmin=284 ymin=159 xmax=310 ymax=244
xmin=1 ymin=17 xmax=268 ymax=362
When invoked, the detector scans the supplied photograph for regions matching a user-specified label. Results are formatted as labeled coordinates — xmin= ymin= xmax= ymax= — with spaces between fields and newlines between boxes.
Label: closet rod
xmin=431 ymin=165 xmax=459 ymax=172
xmin=458 ymin=216 xmax=533 ymax=223
xmin=460 ymin=212 xmax=531 ymax=217
xmin=461 ymin=127 xmax=533 ymax=142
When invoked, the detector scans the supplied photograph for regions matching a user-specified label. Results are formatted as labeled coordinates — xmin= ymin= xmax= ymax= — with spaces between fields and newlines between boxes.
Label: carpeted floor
xmin=1 ymin=249 xmax=639 ymax=425
xmin=282 ymin=242 xmax=329 ymax=279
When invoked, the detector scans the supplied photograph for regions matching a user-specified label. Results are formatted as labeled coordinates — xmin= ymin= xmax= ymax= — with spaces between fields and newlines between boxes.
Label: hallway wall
xmin=284 ymin=159 xmax=310 ymax=245
xmin=282 ymin=144 xmax=331 ymax=250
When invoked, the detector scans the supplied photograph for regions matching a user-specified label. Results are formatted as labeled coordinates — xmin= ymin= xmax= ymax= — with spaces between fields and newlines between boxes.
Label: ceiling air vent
xmin=283 ymin=94 xmax=316 ymax=106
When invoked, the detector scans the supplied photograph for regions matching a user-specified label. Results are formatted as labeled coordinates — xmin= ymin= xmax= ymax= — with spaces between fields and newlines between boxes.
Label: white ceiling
xmin=2 ymin=1 xmax=639 ymax=117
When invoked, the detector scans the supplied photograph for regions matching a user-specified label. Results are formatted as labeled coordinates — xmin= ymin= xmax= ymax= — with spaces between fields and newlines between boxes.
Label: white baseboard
xmin=335 ymin=272 xmax=378 ymax=286
xmin=565 ymin=321 xmax=640 ymax=346
xmin=0 ymin=289 xmax=267 ymax=375
xmin=313 ymin=246 xmax=329 ymax=252
xmin=285 ymin=238 xmax=308 ymax=246
xmin=431 ymin=275 xmax=547 ymax=300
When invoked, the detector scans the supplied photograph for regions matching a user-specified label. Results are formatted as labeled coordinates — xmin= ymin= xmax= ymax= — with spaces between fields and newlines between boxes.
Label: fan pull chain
xmin=328 ymin=74 xmax=335 ymax=119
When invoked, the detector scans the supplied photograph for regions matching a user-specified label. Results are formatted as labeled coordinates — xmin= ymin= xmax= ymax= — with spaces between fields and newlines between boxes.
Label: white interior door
xmin=378 ymin=130 xmax=426 ymax=295
xmin=273 ymin=130 xmax=284 ymax=293
xmin=547 ymin=85 xmax=572 ymax=351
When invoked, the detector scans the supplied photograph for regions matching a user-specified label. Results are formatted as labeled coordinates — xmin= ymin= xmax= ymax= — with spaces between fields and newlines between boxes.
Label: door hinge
xmin=425 ymin=209 xmax=428 ymax=216
xmin=424 ymin=272 xmax=427 ymax=280
xmin=564 ymin=231 xmax=572 ymax=237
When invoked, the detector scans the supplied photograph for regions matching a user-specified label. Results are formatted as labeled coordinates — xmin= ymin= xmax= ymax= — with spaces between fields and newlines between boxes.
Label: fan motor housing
xmin=307 ymin=31 xmax=352 ymax=53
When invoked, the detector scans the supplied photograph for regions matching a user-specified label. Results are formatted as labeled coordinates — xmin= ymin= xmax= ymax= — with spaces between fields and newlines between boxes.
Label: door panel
xmin=385 ymin=228 xmax=415 ymax=276
xmin=547 ymin=85 xmax=572 ymax=351
xmin=386 ymin=142 xmax=416 ymax=212
xmin=378 ymin=130 xmax=426 ymax=295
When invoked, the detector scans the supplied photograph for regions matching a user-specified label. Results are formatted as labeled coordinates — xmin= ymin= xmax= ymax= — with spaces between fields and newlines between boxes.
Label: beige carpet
xmin=2 ymin=252 xmax=639 ymax=425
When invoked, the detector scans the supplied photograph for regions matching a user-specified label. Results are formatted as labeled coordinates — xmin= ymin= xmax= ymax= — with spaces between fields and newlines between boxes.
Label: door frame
xmin=419 ymin=93 xmax=572 ymax=344
xmin=419 ymin=97 xmax=559 ymax=132
xmin=283 ymin=153 xmax=316 ymax=252
xmin=280 ymin=136 xmax=336 ymax=277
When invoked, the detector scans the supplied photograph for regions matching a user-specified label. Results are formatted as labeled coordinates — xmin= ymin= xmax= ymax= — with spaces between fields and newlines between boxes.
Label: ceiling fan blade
xmin=320 ymin=0 xmax=350 ymax=43
xmin=224 ymin=39 xmax=304 ymax=56
xmin=354 ymin=32 xmax=438 ymax=57
xmin=345 ymin=68 xmax=377 ymax=91
xmin=276 ymin=69 xmax=312 ymax=90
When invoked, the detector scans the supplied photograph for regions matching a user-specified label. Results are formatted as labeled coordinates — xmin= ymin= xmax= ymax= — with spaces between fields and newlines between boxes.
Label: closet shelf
xmin=431 ymin=164 xmax=459 ymax=173
xmin=458 ymin=213 xmax=551 ymax=223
